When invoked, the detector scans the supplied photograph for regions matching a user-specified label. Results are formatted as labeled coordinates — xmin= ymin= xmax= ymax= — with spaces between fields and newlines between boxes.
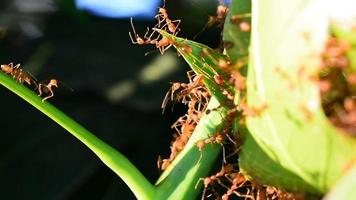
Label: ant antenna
xmin=129 ymin=17 xmax=138 ymax=38
xmin=162 ymin=0 xmax=166 ymax=8
xmin=144 ymin=49 xmax=159 ymax=56
xmin=58 ymin=79 xmax=74 ymax=92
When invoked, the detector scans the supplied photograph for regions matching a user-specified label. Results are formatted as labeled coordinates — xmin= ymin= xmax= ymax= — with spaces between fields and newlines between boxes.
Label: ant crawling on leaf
xmin=129 ymin=18 xmax=160 ymax=45
xmin=155 ymin=0 xmax=181 ymax=35
xmin=129 ymin=0 xmax=182 ymax=55
xmin=195 ymin=165 xmax=235 ymax=200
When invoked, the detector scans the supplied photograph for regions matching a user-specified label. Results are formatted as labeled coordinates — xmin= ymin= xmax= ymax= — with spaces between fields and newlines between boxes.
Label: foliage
xmin=1 ymin=0 xmax=356 ymax=199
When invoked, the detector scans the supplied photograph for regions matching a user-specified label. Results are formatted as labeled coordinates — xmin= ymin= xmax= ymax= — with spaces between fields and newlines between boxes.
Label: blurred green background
xmin=0 ymin=0 xmax=223 ymax=199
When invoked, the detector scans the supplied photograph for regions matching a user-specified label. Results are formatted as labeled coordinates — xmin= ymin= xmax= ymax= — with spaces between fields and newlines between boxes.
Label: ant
xmin=239 ymin=101 xmax=267 ymax=117
xmin=155 ymin=0 xmax=181 ymax=35
xmin=37 ymin=79 xmax=58 ymax=102
xmin=161 ymin=81 xmax=188 ymax=112
xmin=129 ymin=18 xmax=160 ymax=45
xmin=1 ymin=63 xmax=35 ymax=86
xmin=193 ymin=1 xmax=229 ymax=40
xmin=154 ymin=34 xmax=175 ymax=55
xmin=159 ymin=115 xmax=196 ymax=171
xmin=214 ymin=74 xmax=224 ymax=85
xmin=196 ymin=133 xmax=227 ymax=163
xmin=222 ymin=172 xmax=250 ymax=200
xmin=207 ymin=4 xmax=229 ymax=28
xmin=129 ymin=0 xmax=181 ymax=55
xmin=195 ymin=165 xmax=234 ymax=200
xmin=161 ymin=71 xmax=206 ymax=112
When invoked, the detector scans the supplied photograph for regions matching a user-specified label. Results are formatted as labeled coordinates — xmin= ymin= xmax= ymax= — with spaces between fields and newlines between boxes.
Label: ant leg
xmin=32 ymin=81 xmax=39 ymax=91
xmin=155 ymin=13 xmax=166 ymax=25
xmin=143 ymin=27 xmax=151 ymax=38
xmin=158 ymin=46 xmax=164 ymax=55
xmin=130 ymin=17 xmax=138 ymax=36
xmin=128 ymin=32 xmax=137 ymax=44
xmin=145 ymin=26 xmax=160 ymax=41
xmin=172 ymin=19 xmax=181 ymax=35
xmin=161 ymin=91 xmax=170 ymax=112
xmin=159 ymin=23 xmax=169 ymax=31
xmin=162 ymin=44 xmax=173 ymax=53
xmin=194 ymin=178 xmax=204 ymax=189
xmin=38 ymin=84 xmax=44 ymax=96
xmin=221 ymin=144 xmax=227 ymax=163
xmin=42 ymin=88 xmax=54 ymax=102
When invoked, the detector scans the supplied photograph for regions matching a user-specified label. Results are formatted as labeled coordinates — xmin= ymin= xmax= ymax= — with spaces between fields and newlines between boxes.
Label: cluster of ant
xmin=129 ymin=0 xmax=269 ymax=198
xmin=157 ymin=61 xmax=269 ymax=198
xmin=190 ymin=58 xmax=271 ymax=200
xmin=158 ymin=70 xmax=210 ymax=170
xmin=319 ymin=36 xmax=356 ymax=135
xmin=1 ymin=63 xmax=58 ymax=101
xmin=194 ymin=163 xmax=300 ymax=199
xmin=129 ymin=0 xmax=180 ymax=54
xmin=199 ymin=155 xmax=309 ymax=200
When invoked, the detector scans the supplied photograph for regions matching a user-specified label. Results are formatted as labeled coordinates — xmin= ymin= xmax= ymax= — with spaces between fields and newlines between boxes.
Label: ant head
xmin=137 ymin=37 xmax=145 ymax=44
xmin=1 ymin=64 xmax=11 ymax=73
xmin=49 ymin=79 xmax=58 ymax=86
xmin=158 ymin=7 xmax=166 ymax=13
xmin=172 ymin=82 xmax=181 ymax=90
xmin=217 ymin=5 xmax=228 ymax=16
xmin=215 ymin=134 xmax=224 ymax=143
xmin=197 ymin=140 xmax=205 ymax=150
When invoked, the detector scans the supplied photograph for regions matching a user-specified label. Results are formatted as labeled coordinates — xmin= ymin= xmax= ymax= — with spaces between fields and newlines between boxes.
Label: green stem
xmin=0 ymin=72 xmax=156 ymax=200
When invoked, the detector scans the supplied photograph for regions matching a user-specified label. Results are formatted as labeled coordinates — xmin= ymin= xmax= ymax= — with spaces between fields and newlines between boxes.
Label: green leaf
xmin=156 ymin=96 xmax=229 ymax=200
xmin=324 ymin=165 xmax=356 ymax=200
xmin=223 ymin=0 xmax=251 ymax=68
xmin=153 ymin=30 xmax=235 ymax=199
xmin=240 ymin=0 xmax=356 ymax=194
xmin=0 ymin=71 xmax=156 ymax=200
xmin=155 ymin=29 xmax=235 ymax=105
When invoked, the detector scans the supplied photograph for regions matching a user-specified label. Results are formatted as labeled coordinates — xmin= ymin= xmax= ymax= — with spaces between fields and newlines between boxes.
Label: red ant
xmin=214 ymin=74 xmax=224 ymax=85
xmin=155 ymin=0 xmax=181 ymax=35
xmin=193 ymin=1 xmax=229 ymax=40
xmin=207 ymin=4 xmax=229 ymax=28
xmin=129 ymin=18 xmax=160 ymax=45
xmin=159 ymin=115 xmax=196 ymax=171
xmin=154 ymin=34 xmax=175 ymax=55
xmin=195 ymin=165 xmax=234 ymax=200
xmin=38 ymin=79 xmax=58 ymax=102
xmin=239 ymin=101 xmax=267 ymax=117
xmin=222 ymin=172 xmax=250 ymax=200
xmin=1 ymin=63 xmax=35 ymax=86
xmin=129 ymin=0 xmax=181 ymax=55
xmin=230 ymin=70 xmax=246 ymax=90
xmin=196 ymin=133 xmax=227 ymax=164
xmin=161 ymin=82 xmax=188 ymax=112
xmin=161 ymin=71 xmax=207 ymax=112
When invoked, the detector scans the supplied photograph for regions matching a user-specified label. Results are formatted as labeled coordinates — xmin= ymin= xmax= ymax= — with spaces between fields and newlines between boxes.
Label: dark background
xmin=0 ymin=0 xmax=222 ymax=199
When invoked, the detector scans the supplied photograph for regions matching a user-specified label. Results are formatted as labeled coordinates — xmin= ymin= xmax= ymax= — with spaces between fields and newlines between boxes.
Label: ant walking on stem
xmin=1 ymin=62 xmax=70 ymax=102
xmin=1 ymin=63 xmax=36 ymax=86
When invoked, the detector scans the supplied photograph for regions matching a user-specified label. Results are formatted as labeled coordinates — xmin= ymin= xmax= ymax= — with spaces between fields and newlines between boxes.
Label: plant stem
xmin=0 ymin=72 xmax=156 ymax=200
